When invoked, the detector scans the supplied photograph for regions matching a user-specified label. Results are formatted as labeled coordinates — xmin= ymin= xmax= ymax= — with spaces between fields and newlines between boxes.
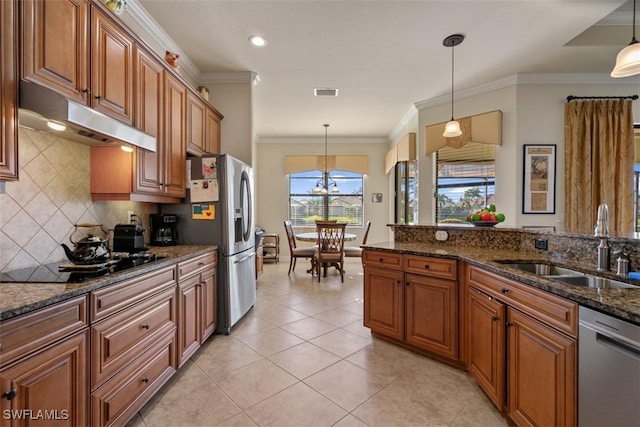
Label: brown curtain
xmin=564 ymin=99 xmax=634 ymax=234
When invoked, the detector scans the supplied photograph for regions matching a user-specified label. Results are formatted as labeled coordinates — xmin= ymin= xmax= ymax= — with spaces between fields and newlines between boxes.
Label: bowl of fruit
xmin=466 ymin=205 xmax=505 ymax=227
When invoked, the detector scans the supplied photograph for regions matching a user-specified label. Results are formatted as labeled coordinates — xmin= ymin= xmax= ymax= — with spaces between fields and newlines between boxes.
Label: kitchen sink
xmin=552 ymin=275 xmax=640 ymax=289
xmin=497 ymin=262 xmax=584 ymax=277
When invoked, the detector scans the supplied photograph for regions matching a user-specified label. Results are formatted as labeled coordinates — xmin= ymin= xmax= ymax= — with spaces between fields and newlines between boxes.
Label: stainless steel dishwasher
xmin=579 ymin=306 xmax=640 ymax=427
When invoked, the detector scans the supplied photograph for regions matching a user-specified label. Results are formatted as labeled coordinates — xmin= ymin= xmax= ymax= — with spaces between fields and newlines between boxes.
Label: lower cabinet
xmin=465 ymin=264 xmax=577 ymax=427
xmin=0 ymin=331 xmax=88 ymax=427
xmin=177 ymin=251 xmax=217 ymax=367
xmin=362 ymin=250 xmax=459 ymax=362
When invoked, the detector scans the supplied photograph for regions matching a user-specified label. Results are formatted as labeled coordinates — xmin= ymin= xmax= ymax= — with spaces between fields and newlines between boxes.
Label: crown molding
xmin=122 ymin=0 xmax=199 ymax=81
xmin=388 ymin=106 xmax=418 ymax=143
xmin=414 ymin=72 xmax=640 ymax=110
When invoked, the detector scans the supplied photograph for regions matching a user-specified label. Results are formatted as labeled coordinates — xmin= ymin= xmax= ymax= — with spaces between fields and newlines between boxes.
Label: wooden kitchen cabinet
xmin=467 ymin=286 xmax=505 ymax=409
xmin=465 ymin=264 xmax=577 ymax=426
xmin=177 ymin=250 xmax=218 ymax=367
xmin=0 ymin=0 xmax=18 ymax=181
xmin=187 ymin=90 xmax=223 ymax=156
xmin=0 ymin=295 xmax=89 ymax=427
xmin=507 ymin=309 xmax=576 ymax=427
xmin=363 ymin=250 xmax=459 ymax=362
xmin=21 ymin=0 xmax=133 ymax=124
xmin=363 ymin=265 xmax=405 ymax=341
xmin=90 ymin=47 xmax=187 ymax=203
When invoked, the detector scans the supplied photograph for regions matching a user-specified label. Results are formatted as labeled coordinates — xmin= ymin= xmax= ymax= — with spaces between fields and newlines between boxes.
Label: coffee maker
xmin=150 ymin=214 xmax=179 ymax=246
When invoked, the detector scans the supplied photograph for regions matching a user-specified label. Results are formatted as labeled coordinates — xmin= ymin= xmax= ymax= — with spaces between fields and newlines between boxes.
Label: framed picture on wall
xmin=523 ymin=144 xmax=556 ymax=214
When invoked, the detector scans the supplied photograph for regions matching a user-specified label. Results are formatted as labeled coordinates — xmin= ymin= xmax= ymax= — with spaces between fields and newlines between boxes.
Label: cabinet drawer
xmin=0 ymin=295 xmax=88 ymax=367
xmin=91 ymin=266 xmax=176 ymax=322
xmin=405 ymin=255 xmax=457 ymax=280
xmin=362 ymin=250 xmax=404 ymax=270
xmin=177 ymin=250 xmax=217 ymax=280
xmin=466 ymin=265 xmax=577 ymax=337
xmin=91 ymin=286 xmax=176 ymax=389
xmin=91 ymin=331 xmax=176 ymax=427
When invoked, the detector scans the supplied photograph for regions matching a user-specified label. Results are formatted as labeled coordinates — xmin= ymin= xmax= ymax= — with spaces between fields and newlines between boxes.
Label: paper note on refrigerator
xmin=192 ymin=203 xmax=215 ymax=220
xmin=190 ymin=179 xmax=219 ymax=202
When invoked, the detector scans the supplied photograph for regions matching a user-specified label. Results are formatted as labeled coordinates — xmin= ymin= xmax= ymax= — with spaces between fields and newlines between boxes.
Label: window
xmin=395 ymin=160 xmax=418 ymax=224
xmin=435 ymin=143 xmax=495 ymax=223
xmin=289 ymin=169 xmax=364 ymax=226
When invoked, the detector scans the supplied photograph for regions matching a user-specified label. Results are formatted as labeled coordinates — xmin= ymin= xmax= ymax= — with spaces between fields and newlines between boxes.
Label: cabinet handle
xmin=506 ymin=322 xmax=513 ymax=328
xmin=198 ymin=262 xmax=205 ymax=266
xmin=141 ymin=324 xmax=150 ymax=330
xmin=2 ymin=389 xmax=17 ymax=400
xmin=424 ymin=264 xmax=430 ymax=269
xmin=82 ymin=88 xmax=91 ymax=94
xmin=95 ymin=95 xmax=102 ymax=100
xmin=379 ymin=258 xmax=384 ymax=262
xmin=501 ymin=288 xmax=509 ymax=294
xmin=141 ymin=378 xmax=149 ymax=384
xmin=492 ymin=316 xmax=499 ymax=321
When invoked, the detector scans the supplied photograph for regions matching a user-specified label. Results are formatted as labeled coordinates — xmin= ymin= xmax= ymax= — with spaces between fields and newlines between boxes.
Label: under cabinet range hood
xmin=18 ymin=82 xmax=156 ymax=152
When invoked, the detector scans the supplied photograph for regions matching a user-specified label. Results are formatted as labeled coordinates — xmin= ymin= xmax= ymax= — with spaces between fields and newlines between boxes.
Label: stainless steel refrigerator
xmin=162 ymin=154 xmax=256 ymax=334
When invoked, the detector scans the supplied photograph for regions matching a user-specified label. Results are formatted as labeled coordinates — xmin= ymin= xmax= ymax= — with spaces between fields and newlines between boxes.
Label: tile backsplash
xmin=0 ymin=128 xmax=156 ymax=271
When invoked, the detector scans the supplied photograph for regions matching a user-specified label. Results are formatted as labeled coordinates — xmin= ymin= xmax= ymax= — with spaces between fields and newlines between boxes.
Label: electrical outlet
xmin=534 ymin=238 xmax=548 ymax=250
xmin=127 ymin=211 xmax=135 ymax=224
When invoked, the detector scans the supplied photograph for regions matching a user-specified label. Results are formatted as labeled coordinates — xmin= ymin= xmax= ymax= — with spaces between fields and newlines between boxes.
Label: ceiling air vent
xmin=314 ymin=88 xmax=339 ymax=97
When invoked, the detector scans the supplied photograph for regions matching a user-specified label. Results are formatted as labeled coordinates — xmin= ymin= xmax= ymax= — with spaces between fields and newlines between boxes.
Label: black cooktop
xmin=0 ymin=254 xmax=166 ymax=283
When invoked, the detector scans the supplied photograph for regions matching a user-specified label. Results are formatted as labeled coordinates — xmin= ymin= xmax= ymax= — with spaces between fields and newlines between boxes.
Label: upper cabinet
xmin=21 ymin=0 xmax=133 ymax=124
xmin=0 ymin=0 xmax=18 ymax=181
xmin=187 ymin=89 xmax=222 ymax=156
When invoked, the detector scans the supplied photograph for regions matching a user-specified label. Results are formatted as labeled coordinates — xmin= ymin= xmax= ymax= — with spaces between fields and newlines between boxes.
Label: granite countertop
xmin=0 ymin=245 xmax=216 ymax=321
xmin=363 ymin=241 xmax=640 ymax=325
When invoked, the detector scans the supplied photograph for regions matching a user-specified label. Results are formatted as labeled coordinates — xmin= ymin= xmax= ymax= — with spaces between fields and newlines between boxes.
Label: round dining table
xmin=295 ymin=232 xmax=357 ymax=242
xmin=295 ymin=232 xmax=357 ymax=277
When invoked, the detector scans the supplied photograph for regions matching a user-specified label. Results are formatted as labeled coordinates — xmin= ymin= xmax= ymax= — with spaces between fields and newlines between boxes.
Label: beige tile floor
xmin=126 ymin=259 xmax=509 ymax=427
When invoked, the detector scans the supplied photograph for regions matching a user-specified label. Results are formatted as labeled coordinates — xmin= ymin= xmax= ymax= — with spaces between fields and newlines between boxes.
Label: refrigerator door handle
xmin=234 ymin=252 xmax=256 ymax=264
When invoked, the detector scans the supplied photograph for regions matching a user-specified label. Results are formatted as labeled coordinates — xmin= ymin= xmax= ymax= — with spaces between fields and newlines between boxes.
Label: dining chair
xmin=344 ymin=221 xmax=371 ymax=260
xmin=283 ymin=220 xmax=317 ymax=275
xmin=315 ymin=222 xmax=346 ymax=282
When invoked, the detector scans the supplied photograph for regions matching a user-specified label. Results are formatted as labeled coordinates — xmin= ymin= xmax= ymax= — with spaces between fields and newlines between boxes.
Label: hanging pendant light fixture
xmin=443 ymin=34 xmax=464 ymax=138
xmin=612 ymin=0 xmax=640 ymax=77
xmin=313 ymin=124 xmax=339 ymax=194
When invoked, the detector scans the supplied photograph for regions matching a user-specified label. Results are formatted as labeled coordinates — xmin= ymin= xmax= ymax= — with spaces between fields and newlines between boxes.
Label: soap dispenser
xmin=615 ymin=251 xmax=630 ymax=277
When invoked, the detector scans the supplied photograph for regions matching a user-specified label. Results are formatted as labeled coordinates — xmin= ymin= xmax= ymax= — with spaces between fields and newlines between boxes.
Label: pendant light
xmin=443 ymin=34 xmax=464 ymax=138
xmin=313 ymin=124 xmax=339 ymax=194
xmin=612 ymin=0 xmax=640 ymax=78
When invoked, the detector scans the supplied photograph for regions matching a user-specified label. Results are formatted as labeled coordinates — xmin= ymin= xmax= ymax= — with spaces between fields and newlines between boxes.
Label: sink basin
xmin=498 ymin=262 xmax=584 ymax=277
xmin=552 ymin=275 xmax=640 ymax=289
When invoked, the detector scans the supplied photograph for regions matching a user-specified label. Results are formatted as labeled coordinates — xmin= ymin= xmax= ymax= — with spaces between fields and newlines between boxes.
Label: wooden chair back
xmin=316 ymin=222 xmax=346 ymax=254
xmin=283 ymin=220 xmax=297 ymax=250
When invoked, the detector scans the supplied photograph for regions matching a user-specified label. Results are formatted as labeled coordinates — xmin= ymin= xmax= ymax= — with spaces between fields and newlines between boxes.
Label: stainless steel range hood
xmin=18 ymin=82 xmax=156 ymax=152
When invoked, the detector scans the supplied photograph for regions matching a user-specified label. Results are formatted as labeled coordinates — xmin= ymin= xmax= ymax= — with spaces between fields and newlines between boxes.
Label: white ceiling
xmin=127 ymin=0 xmax=637 ymax=139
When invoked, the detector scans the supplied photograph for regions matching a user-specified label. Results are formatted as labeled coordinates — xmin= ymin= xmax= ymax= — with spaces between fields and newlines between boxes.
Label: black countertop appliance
xmin=113 ymin=224 xmax=146 ymax=252
xmin=150 ymin=213 xmax=178 ymax=246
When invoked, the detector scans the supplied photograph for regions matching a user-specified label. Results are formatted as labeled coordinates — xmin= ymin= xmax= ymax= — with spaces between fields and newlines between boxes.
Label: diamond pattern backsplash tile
xmin=0 ymin=128 xmax=158 ymax=271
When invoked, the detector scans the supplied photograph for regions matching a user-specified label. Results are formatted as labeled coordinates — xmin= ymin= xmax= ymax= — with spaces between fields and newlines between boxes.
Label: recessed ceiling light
xmin=314 ymin=88 xmax=339 ymax=97
xmin=249 ymin=35 xmax=268 ymax=47
xmin=46 ymin=120 xmax=66 ymax=131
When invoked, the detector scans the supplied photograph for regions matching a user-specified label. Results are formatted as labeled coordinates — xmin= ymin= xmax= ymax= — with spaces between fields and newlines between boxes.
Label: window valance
xmin=384 ymin=133 xmax=416 ymax=174
xmin=285 ymin=155 xmax=369 ymax=174
xmin=424 ymin=110 xmax=502 ymax=155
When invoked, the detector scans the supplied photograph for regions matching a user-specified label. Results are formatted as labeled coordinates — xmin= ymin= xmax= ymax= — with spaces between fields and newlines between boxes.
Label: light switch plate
xmin=435 ymin=230 xmax=448 ymax=241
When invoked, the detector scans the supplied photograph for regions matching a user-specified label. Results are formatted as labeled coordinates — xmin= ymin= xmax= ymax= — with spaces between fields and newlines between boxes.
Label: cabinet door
xmin=90 ymin=7 xmax=133 ymax=124
xmin=405 ymin=273 xmax=457 ymax=360
xmin=205 ymin=107 xmax=221 ymax=154
xmin=200 ymin=268 xmax=217 ymax=342
xmin=467 ymin=286 xmax=505 ymax=409
xmin=363 ymin=266 xmax=404 ymax=340
xmin=177 ymin=275 xmax=201 ymax=367
xmin=21 ymin=0 xmax=89 ymax=103
xmin=186 ymin=92 xmax=206 ymax=156
xmin=163 ymin=73 xmax=186 ymax=198
xmin=507 ymin=309 xmax=577 ymax=427
xmin=134 ymin=47 xmax=164 ymax=195
xmin=0 ymin=0 xmax=18 ymax=181
xmin=0 ymin=331 xmax=88 ymax=427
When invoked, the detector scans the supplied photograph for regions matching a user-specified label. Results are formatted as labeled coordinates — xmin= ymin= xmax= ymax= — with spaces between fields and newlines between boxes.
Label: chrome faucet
xmin=594 ymin=203 xmax=610 ymax=271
